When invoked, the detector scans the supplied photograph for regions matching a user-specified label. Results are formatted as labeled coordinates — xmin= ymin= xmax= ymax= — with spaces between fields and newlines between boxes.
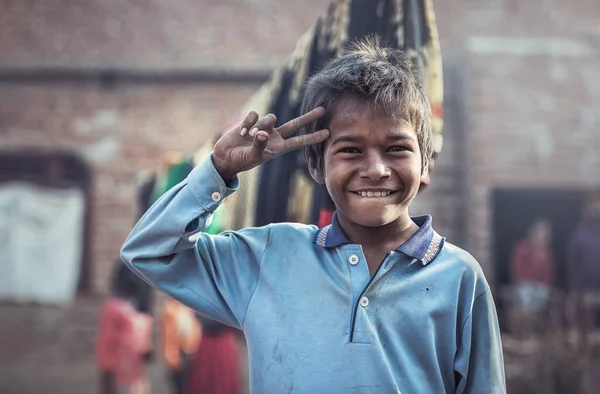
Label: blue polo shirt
xmin=121 ymin=154 xmax=506 ymax=393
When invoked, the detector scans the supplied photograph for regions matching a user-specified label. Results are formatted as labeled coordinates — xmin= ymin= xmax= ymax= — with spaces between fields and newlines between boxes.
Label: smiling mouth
xmin=352 ymin=190 xmax=396 ymax=197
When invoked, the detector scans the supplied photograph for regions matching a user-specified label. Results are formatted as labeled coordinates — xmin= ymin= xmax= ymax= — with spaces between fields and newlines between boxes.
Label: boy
xmin=121 ymin=39 xmax=505 ymax=393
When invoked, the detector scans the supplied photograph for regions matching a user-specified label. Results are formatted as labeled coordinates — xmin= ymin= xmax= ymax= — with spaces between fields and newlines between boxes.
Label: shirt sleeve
xmin=454 ymin=291 xmax=506 ymax=394
xmin=121 ymin=154 xmax=270 ymax=329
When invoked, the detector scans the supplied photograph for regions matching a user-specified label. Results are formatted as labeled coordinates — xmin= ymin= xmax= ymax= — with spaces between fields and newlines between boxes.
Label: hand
xmin=212 ymin=107 xmax=329 ymax=181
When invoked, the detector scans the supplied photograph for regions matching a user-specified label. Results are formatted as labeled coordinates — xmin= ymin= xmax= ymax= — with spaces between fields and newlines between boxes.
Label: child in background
xmin=185 ymin=315 xmax=241 ymax=394
xmin=97 ymin=262 xmax=153 ymax=394
xmin=510 ymin=218 xmax=555 ymax=311
xmin=161 ymin=299 xmax=202 ymax=394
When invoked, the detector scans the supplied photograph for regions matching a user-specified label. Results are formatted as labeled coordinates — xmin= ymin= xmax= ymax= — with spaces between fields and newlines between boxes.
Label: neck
xmin=338 ymin=214 xmax=419 ymax=250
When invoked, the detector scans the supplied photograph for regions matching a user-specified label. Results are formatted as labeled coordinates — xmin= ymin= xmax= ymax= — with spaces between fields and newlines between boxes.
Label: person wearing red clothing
xmin=185 ymin=316 xmax=241 ymax=394
xmin=510 ymin=218 xmax=555 ymax=311
xmin=96 ymin=264 xmax=153 ymax=394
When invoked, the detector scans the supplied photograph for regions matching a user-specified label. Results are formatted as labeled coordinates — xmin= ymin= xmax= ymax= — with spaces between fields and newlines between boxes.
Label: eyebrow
xmin=330 ymin=135 xmax=363 ymax=145
xmin=387 ymin=133 xmax=417 ymax=143
xmin=330 ymin=132 xmax=416 ymax=146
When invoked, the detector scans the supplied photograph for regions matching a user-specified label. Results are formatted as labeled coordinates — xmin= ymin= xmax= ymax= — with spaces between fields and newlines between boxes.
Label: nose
xmin=359 ymin=153 xmax=391 ymax=181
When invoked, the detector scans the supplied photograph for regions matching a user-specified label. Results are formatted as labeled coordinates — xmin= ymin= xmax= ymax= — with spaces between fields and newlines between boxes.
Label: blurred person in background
xmin=112 ymin=260 xmax=155 ymax=315
xmin=185 ymin=316 xmax=242 ymax=394
xmin=568 ymin=189 xmax=600 ymax=333
xmin=161 ymin=299 xmax=202 ymax=394
xmin=96 ymin=262 xmax=153 ymax=394
xmin=510 ymin=218 xmax=555 ymax=312
xmin=183 ymin=188 xmax=240 ymax=394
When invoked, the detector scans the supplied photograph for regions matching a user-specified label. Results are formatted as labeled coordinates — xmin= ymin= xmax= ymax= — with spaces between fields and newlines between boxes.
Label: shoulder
xmin=437 ymin=241 xmax=482 ymax=272
xmin=227 ymin=223 xmax=318 ymax=241
xmin=436 ymin=241 xmax=490 ymax=296
xmin=264 ymin=222 xmax=319 ymax=244
xmin=221 ymin=222 xmax=319 ymax=247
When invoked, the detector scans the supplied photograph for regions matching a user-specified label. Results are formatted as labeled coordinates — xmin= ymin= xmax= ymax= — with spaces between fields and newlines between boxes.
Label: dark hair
xmin=300 ymin=37 xmax=432 ymax=173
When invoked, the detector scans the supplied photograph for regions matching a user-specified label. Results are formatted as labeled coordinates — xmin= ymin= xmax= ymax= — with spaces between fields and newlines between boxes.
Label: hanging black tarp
xmin=219 ymin=0 xmax=443 ymax=230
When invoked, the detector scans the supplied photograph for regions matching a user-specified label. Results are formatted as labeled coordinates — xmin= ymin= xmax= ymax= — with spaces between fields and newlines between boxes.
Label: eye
xmin=388 ymin=146 xmax=409 ymax=152
xmin=338 ymin=147 xmax=361 ymax=154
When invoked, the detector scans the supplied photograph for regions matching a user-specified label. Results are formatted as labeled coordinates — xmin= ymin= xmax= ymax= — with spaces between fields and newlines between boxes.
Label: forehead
xmin=328 ymin=94 xmax=414 ymax=136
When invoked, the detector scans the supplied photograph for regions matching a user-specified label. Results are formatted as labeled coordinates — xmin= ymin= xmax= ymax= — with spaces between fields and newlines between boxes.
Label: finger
xmin=277 ymin=106 xmax=326 ymax=138
xmin=283 ymin=128 xmax=330 ymax=153
xmin=251 ymin=130 xmax=270 ymax=157
xmin=239 ymin=111 xmax=259 ymax=136
xmin=249 ymin=113 xmax=277 ymax=137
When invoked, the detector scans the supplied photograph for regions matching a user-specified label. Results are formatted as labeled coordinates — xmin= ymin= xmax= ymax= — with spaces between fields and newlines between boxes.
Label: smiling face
xmin=310 ymin=94 xmax=425 ymax=229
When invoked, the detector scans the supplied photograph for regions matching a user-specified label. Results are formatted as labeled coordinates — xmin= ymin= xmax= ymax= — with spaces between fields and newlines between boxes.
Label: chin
xmin=345 ymin=210 xmax=400 ymax=228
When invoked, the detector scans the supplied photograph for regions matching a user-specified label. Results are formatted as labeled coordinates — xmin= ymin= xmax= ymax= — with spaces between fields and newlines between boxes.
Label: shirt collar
xmin=313 ymin=212 xmax=445 ymax=266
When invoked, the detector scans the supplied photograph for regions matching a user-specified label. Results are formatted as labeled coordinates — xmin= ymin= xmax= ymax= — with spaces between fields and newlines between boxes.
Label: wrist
xmin=211 ymin=155 xmax=237 ymax=182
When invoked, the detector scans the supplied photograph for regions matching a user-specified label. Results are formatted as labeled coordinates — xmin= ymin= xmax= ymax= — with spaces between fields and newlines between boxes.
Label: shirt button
xmin=211 ymin=192 xmax=222 ymax=202
xmin=360 ymin=296 xmax=369 ymax=308
xmin=348 ymin=254 xmax=360 ymax=265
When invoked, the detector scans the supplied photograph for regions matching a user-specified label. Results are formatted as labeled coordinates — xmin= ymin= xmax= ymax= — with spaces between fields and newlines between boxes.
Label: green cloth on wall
xmin=153 ymin=159 xmax=195 ymax=203
xmin=154 ymin=157 xmax=224 ymax=235
xmin=204 ymin=205 xmax=224 ymax=235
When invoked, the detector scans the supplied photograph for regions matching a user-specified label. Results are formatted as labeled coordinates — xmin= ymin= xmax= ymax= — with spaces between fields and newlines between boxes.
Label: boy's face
xmin=311 ymin=94 xmax=425 ymax=228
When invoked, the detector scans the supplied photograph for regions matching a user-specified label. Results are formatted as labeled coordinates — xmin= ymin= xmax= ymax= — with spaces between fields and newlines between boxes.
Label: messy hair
xmin=300 ymin=37 xmax=432 ymax=173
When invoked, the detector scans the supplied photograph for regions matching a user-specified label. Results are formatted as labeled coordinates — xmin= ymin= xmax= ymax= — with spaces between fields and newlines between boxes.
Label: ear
xmin=419 ymin=162 xmax=431 ymax=192
xmin=306 ymin=152 xmax=325 ymax=184
xmin=420 ymin=162 xmax=429 ymax=181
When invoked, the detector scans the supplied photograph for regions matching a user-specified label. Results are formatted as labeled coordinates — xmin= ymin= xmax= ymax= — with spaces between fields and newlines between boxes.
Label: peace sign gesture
xmin=212 ymin=107 xmax=329 ymax=181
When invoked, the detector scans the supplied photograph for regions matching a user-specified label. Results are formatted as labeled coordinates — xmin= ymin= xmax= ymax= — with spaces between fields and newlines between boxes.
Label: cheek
xmin=322 ymin=166 xmax=349 ymax=195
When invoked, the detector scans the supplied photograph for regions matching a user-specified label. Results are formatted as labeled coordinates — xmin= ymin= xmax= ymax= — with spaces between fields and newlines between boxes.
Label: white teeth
xmin=357 ymin=191 xmax=391 ymax=197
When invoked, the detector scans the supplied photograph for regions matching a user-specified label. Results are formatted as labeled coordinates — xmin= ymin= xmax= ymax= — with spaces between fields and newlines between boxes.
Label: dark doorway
xmin=492 ymin=189 xmax=587 ymax=292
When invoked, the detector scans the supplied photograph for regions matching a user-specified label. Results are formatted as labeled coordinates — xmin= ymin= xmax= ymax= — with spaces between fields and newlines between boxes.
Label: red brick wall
xmin=430 ymin=0 xmax=600 ymax=283
xmin=2 ymin=0 xmax=600 ymax=392
xmin=0 ymin=0 xmax=331 ymax=70
xmin=0 ymin=82 xmax=261 ymax=294
xmin=1 ymin=2 xmax=329 ymax=390
xmin=465 ymin=50 xmax=600 ymax=282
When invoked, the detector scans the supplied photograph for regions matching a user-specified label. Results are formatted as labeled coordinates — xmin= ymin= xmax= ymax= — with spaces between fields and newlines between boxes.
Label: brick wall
xmin=0 ymin=0 xmax=330 ymax=70
xmin=0 ymin=1 xmax=328 ymax=390
xmin=0 ymin=81 xmax=262 ymax=294
xmin=422 ymin=0 xmax=600 ymax=285
xmin=2 ymin=0 xmax=600 ymax=392
xmin=465 ymin=48 xmax=600 ymax=281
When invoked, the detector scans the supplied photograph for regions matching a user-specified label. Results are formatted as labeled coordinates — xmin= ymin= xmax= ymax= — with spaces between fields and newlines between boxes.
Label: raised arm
xmin=121 ymin=153 xmax=273 ymax=328
xmin=121 ymin=108 xmax=329 ymax=328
